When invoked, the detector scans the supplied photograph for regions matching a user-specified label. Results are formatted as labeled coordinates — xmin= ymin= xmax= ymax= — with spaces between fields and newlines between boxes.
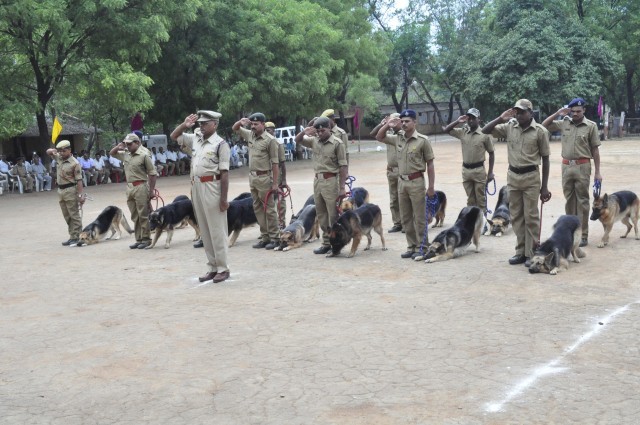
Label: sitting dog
xmin=426 ymin=190 xmax=447 ymax=227
xmin=340 ymin=187 xmax=370 ymax=211
xmin=227 ymin=192 xmax=258 ymax=246
xmin=484 ymin=185 xmax=510 ymax=236
xmin=276 ymin=204 xmax=319 ymax=251
xmin=78 ymin=206 xmax=133 ymax=246
xmin=290 ymin=195 xmax=315 ymax=224
xmin=328 ymin=203 xmax=387 ymax=258
xmin=147 ymin=199 xmax=200 ymax=249
xmin=415 ymin=206 xmax=482 ymax=263
xmin=529 ymin=215 xmax=586 ymax=275
xmin=590 ymin=190 xmax=639 ymax=248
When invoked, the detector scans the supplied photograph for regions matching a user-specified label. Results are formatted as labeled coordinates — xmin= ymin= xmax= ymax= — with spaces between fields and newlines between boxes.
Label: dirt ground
xmin=2 ymin=135 xmax=640 ymax=424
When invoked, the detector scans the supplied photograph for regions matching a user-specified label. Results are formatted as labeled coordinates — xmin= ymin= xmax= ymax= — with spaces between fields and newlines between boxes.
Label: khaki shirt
xmin=332 ymin=125 xmax=349 ymax=144
xmin=381 ymin=131 xmax=434 ymax=175
xmin=12 ymin=164 xmax=28 ymax=178
xmin=52 ymin=153 xmax=82 ymax=185
xmin=491 ymin=119 xmax=550 ymax=167
xmin=385 ymin=129 xmax=401 ymax=167
xmin=546 ymin=117 xmax=600 ymax=159
xmin=299 ymin=135 xmax=347 ymax=174
xmin=450 ymin=126 xmax=494 ymax=164
xmin=277 ymin=142 xmax=285 ymax=185
xmin=177 ymin=130 xmax=230 ymax=177
xmin=114 ymin=148 xmax=157 ymax=182
xmin=237 ymin=127 xmax=279 ymax=171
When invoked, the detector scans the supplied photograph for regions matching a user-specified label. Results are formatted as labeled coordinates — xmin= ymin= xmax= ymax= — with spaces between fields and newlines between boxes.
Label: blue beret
xmin=399 ymin=109 xmax=417 ymax=119
xmin=568 ymin=98 xmax=586 ymax=108
xmin=133 ymin=130 xmax=143 ymax=139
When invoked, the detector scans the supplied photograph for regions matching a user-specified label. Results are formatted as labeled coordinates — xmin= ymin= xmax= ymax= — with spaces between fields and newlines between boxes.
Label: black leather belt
xmin=463 ymin=161 xmax=484 ymax=169
xmin=509 ymin=165 xmax=537 ymax=175
xmin=58 ymin=182 xmax=75 ymax=189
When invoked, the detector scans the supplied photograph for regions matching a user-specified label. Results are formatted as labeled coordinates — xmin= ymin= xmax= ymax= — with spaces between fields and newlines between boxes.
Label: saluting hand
xmin=499 ymin=109 xmax=516 ymax=121
xmin=184 ymin=114 xmax=198 ymax=128
xmin=556 ymin=107 xmax=571 ymax=117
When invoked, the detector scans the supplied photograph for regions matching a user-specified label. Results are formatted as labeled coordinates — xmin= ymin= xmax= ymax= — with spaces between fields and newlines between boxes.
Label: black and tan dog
xmin=227 ymin=192 xmax=258 ymax=246
xmin=290 ymin=195 xmax=315 ymax=224
xmin=170 ymin=195 xmax=191 ymax=229
xmin=77 ymin=206 xmax=133 ymax=246
xmin=148 ymin=199 xmax=200 ymax=249
xmin=529 ymin=215 xmax=586 ymax=275
xmin=275 ymin=204 xmax=319 ymax=251
xmin=328 ymin=203 xmax=387 ymax=258
xmin=426 ymin=190 xmax=447 ymax=227
xmin=415 ymin=206 xmax=482 ymax=263
xmin=340 ymin=187 xmax=370 ymax=211
xmin=484 ymin=185 xmax=510 ymax=236
xmin=590 ymin=190 xmax=640 ymax=248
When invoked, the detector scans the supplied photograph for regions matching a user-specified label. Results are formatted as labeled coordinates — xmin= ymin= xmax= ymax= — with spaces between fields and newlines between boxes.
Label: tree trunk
xmin=626 ymin=67 xmax=637 ymax=118
xmin=36 ymin=110 xmax=50 ymax=147
xmin=455 ymin=94 xmax=464 ymax=116
xmin=447 ymin=94 xmax=454 ymax=124
xmin=391 ymin=92 xmax=402 ymax=113
xmin=415 ymin=81 xmax=445 ymax=125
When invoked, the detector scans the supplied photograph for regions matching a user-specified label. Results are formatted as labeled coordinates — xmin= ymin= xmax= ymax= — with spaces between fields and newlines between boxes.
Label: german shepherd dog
xmin=275 ymin=204 xmax=319 ymax=251
xmin=148 ymin=199 xmax=200 ymax=249
xmin=77 ymin=206 xmax=133 ymax=246
xmin=529 ymin=215 xmax=586 ymax=275
xmin=590 ymin=190 xmax=640 ymax=248
xmin=415 ymin=206 xmax=482 ymax=263
xmin=484 ymin=185 xmax=510 ymax=236
xmin=290 ymin=195 xmax=315 ymax=224
xmin=171 ymin=195 xmax=190 ymax=229
xmin=426 ymin=190 xmax=447 ymax=227
xmin=227 ymin=192 xmax=258 ymax=246
xmin=340 ymin=187 xmax=370 ymax=211
xmin=328 ymin=203 xmax=387 ymax=257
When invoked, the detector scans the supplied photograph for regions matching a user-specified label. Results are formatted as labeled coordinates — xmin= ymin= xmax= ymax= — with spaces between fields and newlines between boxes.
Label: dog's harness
xmin=335 ymin=175 xmax=357 ymax=215
xmin=419 ymin=194 xmax=440 ymax=255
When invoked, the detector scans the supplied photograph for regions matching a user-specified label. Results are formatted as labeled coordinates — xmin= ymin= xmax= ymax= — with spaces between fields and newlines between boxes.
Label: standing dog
xmin=484 ymin=185 xmax=510 ymax=236
xmin=77 ymin=206 xmax=133 ymax=246
xmin=426 ymin=190 xmax=447 ymax=227
xmin=415 ymin=206 xmax=482 ymax=263
xmin=529 ymin=215 xmax=586 ymax=275
xmin=590 ymin=190 xmax=639 ymax=248
xmin=276 ymin=204 xmax=319 ymax=251
xmin=328 ymin=203 xmax=387 ymax=257
xmin=340 ymin=187 xmax=370 ymax=211
xmin=147 ymin=199 xmax=200 ymax=249
xmin=227 ymin=193 xmax=258 ymax=246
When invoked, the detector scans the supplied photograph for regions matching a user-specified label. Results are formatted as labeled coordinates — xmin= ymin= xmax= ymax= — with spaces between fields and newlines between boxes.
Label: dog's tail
xmin=121 ymin=215 xmax=134 ymax=234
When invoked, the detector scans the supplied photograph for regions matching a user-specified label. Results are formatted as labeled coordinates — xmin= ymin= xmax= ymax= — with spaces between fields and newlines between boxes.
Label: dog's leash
xmin=345 ymin=175 xmax=356 ymax=196
xmin=593 ymin=179 xmax=602 ymax=198
xmin=484 ymin=179 xmax=497 ymax=217
xmin=149 ymin=189 xmax=165 ymax=212
xmin=78 ymin=193 xmax=94 ymax=219
xmin=418 ymin=194 xmax=440 ymax=255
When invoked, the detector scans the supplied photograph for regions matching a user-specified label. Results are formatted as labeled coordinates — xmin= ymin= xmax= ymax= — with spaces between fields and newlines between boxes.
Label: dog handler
xmin=109 ymin=133 xmax=157 ymax=250
xmin=482 ymin=99 xmax=551 ymax=267
xmin=376 ymin=109 xmax=436 ymax=259
xmin=171 ymin=111 xmax=230 ymax=283
xmin=442 ymin=108 xmax=495 ymax=212
xmin=46 ymin=140 xmax=85 ymax=246
xmin=295 ymin=116 xmax=348 ymax=254
xmin=542 ymin=97 xmax=602 ymax=247
xmin=232 ymin=113 xmax=281 ymax=250
xmin=265 ymin=121 xmax=288 ymax=228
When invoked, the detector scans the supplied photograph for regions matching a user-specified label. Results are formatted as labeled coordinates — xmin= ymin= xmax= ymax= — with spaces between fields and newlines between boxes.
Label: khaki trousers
xmin=562 ymin=162 xmax=591 ymax=239
xmin=250 ymin=174 xmax=280 ymax=242
xmin=314 ymin=175 xmax=339 ymax=247
xmin=462 ymin=166 xmax=488 ymax=211
xmin=387 ymin=168 xmax=401 ymax=227
xmin=58 ymin=186 xmax=82 ymax=239
xmin=507 ymin=170 xmax=541 ymax=258
xmin=398 ymin=177 xmax=427 ymax=252
xmin=192 ymin=180 xmax=229 ymax=273
xmin=126 ymin=183 xmax=151 ymax=242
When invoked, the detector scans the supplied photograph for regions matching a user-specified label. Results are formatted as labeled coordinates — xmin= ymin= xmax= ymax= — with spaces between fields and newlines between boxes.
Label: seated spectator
xmin=237 ymin=143 xmax=248 ymax=165
xmin=165 ymin=146 xmax=177 ymax=176
xmin=31 ymin=155 xmax=52 ymax=191
xmin=150 ymin=147 xmax=164 ymax=175
xmin=155 ymin=146 xmax=170 ymax=176
xmin=11 ymin=156 xmax=34 ymax=193
xmin=109 ymin=153 xmax=125 ymax=182
xmin=94 ymin=152 xmax=107 ymax=184
xmin=0 ymin=154 xmax=11 ymax=179
xmin=78 ymin=151 xmax=97 ymax=186
xmin=177 ymin=149 xmax=190 ymax=175
xmin=230 ymin=143 xmax=239 ymax=169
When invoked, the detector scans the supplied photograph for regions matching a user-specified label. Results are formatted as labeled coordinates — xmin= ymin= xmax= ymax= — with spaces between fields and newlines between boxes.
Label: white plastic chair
xmin=7 ymin=170 xmax=23 ymax=194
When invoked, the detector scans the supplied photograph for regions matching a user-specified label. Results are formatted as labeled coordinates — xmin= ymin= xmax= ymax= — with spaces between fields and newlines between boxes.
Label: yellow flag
xmin=51 ymin=117 xmax=63 ymax=144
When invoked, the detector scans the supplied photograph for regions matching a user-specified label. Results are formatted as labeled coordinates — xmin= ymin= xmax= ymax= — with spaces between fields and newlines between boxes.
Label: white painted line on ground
xmin=485 ymin=300 xmax=638 ymax=413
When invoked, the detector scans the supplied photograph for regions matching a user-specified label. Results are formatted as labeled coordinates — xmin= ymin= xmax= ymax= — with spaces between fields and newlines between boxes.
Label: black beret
xmin=248 ymin=112 xmax=266 ymax=122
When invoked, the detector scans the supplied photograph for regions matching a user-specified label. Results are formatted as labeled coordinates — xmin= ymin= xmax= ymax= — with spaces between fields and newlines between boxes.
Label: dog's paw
xmin=483 ymin=230 xmax=491 ymax=236
xmin=382 ymin=247 xmax=388 ymax=251
xmin=283 ymin=246 xmax=290 ymax=252
xmin=164 ymin=244 xmax=170 ymax=249
xmin=326 ymin=252 xmax=336 ymax=258
xmin=114 ymin=236 xmax=121 ymax=240
xmin=597 ymin=242 xmax=606 ymax=248
xmin=550 ymin=268 xmax=558 ymax=275
xmin=620 ymin=235 xmax=627 ymax=239
xmin=424 ymin=258 xmax=435 ymax=263
xmin=413 ymin=255 xmax=425 ymax=261
xmin=347 ymin=253 xmax=355 ymax=258
xmin=106 ymin=237 xmax=112 ymax=240
xmin=364 ymin=247 xmax=370 ymax=251
xmin=144 ymin=245 xmax=153 ymax=250
xmin=496 ymin=232 xmax=502 ymax=237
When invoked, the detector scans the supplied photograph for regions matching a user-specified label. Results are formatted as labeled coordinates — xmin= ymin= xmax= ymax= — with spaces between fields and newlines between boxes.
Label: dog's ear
xmin=602 ymin=193 xmax=608 ymax=207
xmin=487 ymin=219 xmax=494 ymax=226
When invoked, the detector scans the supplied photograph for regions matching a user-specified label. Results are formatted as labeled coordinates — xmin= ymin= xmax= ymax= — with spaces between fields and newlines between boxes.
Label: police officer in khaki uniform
xmin=482 ymin=99 xmax=551 ymax=267
xmin=542 ymin=97 xmax=602 ymax=247
xmin=46 ymin=140 xmax=85 ymax=246
xmin=295 ymin=117 xmax=348 ymax=254
xmin=371 ymin=113 xmax=403 ymax=232
xmin=265 ymin=121 xmax=288 ymax=228
xmin=232 ymin=113 xmax=281 ymax=249
xmin=171 ymin=110 xmax=231 ymax=283
xmin=321 ymin=109 xmax=349 ymax=163
xmin=443 ymin=108 xmax=495 ymax=212
xmin=110 ymin=133 xmax=158 ymax=249
xmin=376 ymin=109 xmax=436 ymax=259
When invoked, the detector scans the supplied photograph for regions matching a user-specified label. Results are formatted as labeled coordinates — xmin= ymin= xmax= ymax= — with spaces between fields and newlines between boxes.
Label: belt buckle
xmin=569 ymin=159 xmax=576 ymax=166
